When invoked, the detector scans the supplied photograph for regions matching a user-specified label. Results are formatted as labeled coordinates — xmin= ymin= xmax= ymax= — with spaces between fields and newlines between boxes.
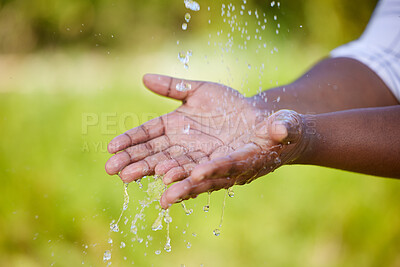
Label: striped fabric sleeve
xmin=330 ymin=0 xmax=400 ymax=101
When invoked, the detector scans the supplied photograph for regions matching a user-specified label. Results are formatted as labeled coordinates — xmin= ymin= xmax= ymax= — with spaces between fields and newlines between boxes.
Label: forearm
xmin=296 ymin=105 xmax=400 ymax=178
xmin=252 ymin=57 xmax=399 ymax=114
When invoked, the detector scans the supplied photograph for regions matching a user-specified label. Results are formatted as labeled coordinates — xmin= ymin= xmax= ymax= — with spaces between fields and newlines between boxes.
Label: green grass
xmin=1 ymin=80 xmax=400 ymax=267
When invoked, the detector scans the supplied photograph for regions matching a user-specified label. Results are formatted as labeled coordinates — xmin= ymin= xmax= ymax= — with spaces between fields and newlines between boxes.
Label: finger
xmin=105 ymin=143 xmax=184 ymax=176
xmin=190 ymin=143 xmax=262 ymax=183
xmin=267 ymin=110 xmax=303 ymax=144
xmin=143 ymin=74 xmax=205 ymax=101
xmin=163 ymin=162 xmax=196 ymax=185
xmin=119 ymin=150 xmax=171 ymax=182
xmin=119 ymin=161 xmax=153 ymax=183
xmin=105 ymin=151 xmax=131 ymax=175
xmin=107 ymin=117 xmax=165 ymax=154
xmin=154 ymin=151 xmax=207 ymax=175
xmin=160 ymin=178 xmax=194 ymax=209
xmin=160 ymin=177 xmax=235 ymax=209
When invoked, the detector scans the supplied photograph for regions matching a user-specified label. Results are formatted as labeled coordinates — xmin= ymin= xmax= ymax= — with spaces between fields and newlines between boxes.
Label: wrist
xmin=267 ymin=110 xmax=315 ymax=166
xmin=290 ymin=113 xmax=317 ymax=165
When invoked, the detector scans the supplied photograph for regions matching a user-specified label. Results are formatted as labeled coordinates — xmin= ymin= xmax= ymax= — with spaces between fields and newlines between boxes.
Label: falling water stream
xmin=102 ymin=0 xmax=283 ymax=265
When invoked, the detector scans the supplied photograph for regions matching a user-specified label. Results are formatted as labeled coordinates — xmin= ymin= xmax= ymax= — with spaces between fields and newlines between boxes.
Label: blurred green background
xmin=1 ymin=0 xmax=400 ymax=266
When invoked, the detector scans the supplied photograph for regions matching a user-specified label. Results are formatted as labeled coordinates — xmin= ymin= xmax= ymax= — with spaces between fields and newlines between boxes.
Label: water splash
xmin=103 ymin=250 xmax=111 ymax=262
xmin=152 ymin=209 xmax=165 ymax=231
xmin=178 ymin=50 xmax=192 ymax=69
xmin=109 ymin=182 xmax=131 ymax=233
xmin=164 ymin=209 xmax=172 ymax=252
xmin=147 ymin=175 xmax=166 ymax=201
xmin=123 ymin=182 xmax=129 ymax=210
xmin=110 ymin=220 xmax=119 ymax=232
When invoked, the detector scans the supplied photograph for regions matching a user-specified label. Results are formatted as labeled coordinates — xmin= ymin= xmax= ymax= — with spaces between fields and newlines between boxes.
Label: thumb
xmin=143 ymin=74 xmax=204 ymax=101
xmin=267 ymin=110 xmax=304 ymax=145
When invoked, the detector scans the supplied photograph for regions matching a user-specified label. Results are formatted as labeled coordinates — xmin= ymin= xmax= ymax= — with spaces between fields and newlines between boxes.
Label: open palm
xmin=105 ymin=74 xmax=304 ymax=208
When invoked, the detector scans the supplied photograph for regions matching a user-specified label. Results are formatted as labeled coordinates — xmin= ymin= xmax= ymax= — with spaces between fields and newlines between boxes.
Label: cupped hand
xmin=105 ymin=74 xmax=309 ymax=209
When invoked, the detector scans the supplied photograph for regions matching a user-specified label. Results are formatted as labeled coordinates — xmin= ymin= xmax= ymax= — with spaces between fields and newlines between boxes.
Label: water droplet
xmin=186 ymin=241 xmax=192 ymax=248
xmin=164 ymin=240 xmax=172 ymax=252
xmin=182 ymin=23 xmax=188 ymax=30
xmin=274 ymin=157 xmax=281 ymax=165
xmin=274 ymin=15 xmax=277 ymax=20
xmin=155 ymin=250 xmax=161 ymax=255
xmin=213 ymin=228 xmax=221 ymax=236
xmin=120 ymin=242 xmax=126 ymax=248
xmin=228 ymin=187 xmax=234 ymax=197
xmin=183 ymin=124 xmax=191 ymax=134
xmin=184 ymin=0 xmax=200 ymax=11
xmin=203 ymin=205 xmax=209 ymax=212
xmin=178 ymin=52 xmax=187 ymax=64
xmin=271 ymin=1 xmax=275 ymax=7
xmin=185 ymin=13 xmax=191 ymax=22
xmin=181 ymin=202 xmax=193 ymax=215
xmin=103 ymin=250 xmax=111 ymax=262
xmin=107 ymin=238 xmax=113 ymax=244
xmin=164 ymin=209 xmax=172 ymax=224
xmin=176 ymin=81 xmax=192 ymax=92
xmin=110 ymin=223 xmax=119 ymax=232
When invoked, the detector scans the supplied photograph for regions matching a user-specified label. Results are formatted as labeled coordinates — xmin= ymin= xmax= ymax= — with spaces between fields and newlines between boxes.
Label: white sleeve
xmin=330 ymin=0 xmax=400 ymax=101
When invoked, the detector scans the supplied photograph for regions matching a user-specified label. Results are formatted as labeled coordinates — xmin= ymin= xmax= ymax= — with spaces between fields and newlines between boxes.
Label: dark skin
xmin=105 ymin=57 xmax=400 ymax=209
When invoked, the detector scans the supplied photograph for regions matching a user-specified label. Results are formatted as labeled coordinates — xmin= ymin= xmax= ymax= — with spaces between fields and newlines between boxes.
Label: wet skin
xmin=105 ymin=57 xmax=400 ymax=209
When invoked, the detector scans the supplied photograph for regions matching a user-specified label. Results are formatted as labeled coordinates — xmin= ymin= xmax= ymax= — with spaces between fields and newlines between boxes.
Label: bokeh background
xmin=1 ymin=0 xmax=400 ymax=266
